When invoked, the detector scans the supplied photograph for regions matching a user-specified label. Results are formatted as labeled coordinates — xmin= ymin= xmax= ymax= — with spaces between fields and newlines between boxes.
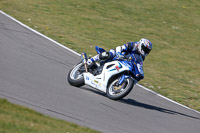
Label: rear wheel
xmin=106 ymin=77 xmax=134 ymax=100
xmin=68 ymin=63 xmax=85 ymax=87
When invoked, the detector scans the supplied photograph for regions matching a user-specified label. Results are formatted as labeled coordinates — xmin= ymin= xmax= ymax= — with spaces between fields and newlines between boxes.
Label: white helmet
xmin=138 ymin=38 xmax=152 ymax=56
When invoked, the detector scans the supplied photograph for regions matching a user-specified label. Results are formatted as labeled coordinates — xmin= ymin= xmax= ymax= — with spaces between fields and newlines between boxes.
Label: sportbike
xmin=68 ymin=46 xmax=144 ymax=100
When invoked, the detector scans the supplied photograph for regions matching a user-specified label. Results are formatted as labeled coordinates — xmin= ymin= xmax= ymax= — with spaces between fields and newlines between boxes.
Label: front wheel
xmin=67 ymin=62 xmax=85 ymax=87
xmin=106 ymin=77 xmax=134 ymax=100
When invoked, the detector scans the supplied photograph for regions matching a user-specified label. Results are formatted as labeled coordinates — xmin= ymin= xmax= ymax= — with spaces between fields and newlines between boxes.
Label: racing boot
xmin=87 ymin=51 xmax=115 ymax=67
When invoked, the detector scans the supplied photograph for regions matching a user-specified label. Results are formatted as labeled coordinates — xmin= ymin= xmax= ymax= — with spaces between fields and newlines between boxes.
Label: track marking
xmin=1 ymin=10 xmax=199 ymax=114
xmin=0 ymin=10 xmax=80 ymax=56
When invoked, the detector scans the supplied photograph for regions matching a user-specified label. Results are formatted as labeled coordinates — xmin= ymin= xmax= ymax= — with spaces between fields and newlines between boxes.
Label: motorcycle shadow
xmin=79 ymin=86 xmax=199 ymax=120
xmin=119 ymin=98 xmax=200 ymax=120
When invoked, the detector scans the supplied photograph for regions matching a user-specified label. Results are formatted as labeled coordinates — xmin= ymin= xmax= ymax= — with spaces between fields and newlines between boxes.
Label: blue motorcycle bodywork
xmin=95 ymin=46 xmax=144 ymax=83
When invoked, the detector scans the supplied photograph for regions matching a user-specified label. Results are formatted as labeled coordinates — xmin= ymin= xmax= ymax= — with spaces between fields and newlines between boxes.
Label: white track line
xmin=0 ymin=10 xmax=80 ymax=56
xmin=1 ymin=10 xmax=199 ymax=114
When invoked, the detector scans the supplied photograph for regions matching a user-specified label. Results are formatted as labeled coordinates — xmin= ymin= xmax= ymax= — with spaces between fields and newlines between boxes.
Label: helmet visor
xmin=141 ymin=44 xmax=151 ymax=55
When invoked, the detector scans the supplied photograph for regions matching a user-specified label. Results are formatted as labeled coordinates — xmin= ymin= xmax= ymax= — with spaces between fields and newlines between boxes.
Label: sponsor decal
xmin=121 ymin=61 xmax=131 ymax=69
xmin=118 ymin=62 xmax=122 ymax=68
xmin=91 ymin=81 xmax=96 ymax=86
xmin=86 ymin=76 xmax=89 ymax=80
xmin=137 ymin=63 xmax=144 ymax=74
xmin=109 ymin=68 xmax=116 ymax=72
xmin=109 ymin=62 xmax=123 ymax=72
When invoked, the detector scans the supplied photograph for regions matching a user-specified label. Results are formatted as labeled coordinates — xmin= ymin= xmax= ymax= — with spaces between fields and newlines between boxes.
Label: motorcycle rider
xmin=87 ymin=38 xmax=153 ymax=81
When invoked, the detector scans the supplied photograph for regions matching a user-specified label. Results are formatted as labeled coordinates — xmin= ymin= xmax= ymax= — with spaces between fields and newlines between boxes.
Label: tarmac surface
xmin=0 ymin=11 xmax=200 ymax=133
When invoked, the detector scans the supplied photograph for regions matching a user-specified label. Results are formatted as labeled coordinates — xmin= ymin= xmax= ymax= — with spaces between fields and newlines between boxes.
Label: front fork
xmin=117 ymin=74 xmax=130 ymax=86
xmin=117 ymin=74 xmax=137 ymax=86
xmin=81 ymin=53 xmax=88 ymax=73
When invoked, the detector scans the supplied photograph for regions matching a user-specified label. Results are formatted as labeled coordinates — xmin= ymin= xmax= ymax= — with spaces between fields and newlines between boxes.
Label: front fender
xmin=106 ymin=71 xmax=133 ymax=88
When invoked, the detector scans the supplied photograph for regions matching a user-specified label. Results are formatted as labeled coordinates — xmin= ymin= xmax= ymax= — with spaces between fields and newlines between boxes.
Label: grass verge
xmin=0 ymin=98 xmax=100 ymax=133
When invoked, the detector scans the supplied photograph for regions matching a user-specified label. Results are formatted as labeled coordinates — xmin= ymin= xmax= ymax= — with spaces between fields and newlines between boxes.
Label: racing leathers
xmin=87 ymin=42 xmax=145 ymax=81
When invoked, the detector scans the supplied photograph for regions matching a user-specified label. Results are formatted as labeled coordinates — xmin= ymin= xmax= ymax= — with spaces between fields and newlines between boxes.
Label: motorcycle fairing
xmin=83 ymin=60 xmax=131 ymax=93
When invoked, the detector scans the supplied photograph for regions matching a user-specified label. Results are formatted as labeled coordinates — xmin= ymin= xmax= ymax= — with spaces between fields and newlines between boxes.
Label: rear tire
xmin=106 ymin=77 xmax=134 ymax=100
xmin=68 ymin=63 xmax=85 ymax=87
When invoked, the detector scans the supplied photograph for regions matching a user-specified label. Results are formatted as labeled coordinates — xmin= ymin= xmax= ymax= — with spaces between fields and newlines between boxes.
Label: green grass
xmin=0 ymin=0 xmax=199 ymax=113
xmin=0 ymin=99 xmax=100 ymax=133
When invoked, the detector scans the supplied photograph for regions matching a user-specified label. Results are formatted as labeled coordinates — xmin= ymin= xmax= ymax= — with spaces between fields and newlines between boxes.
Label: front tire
xmin=106 ymin=77 xmax=134 ymax=100
xmin=68 ymin=63 xmax=85 ymax=87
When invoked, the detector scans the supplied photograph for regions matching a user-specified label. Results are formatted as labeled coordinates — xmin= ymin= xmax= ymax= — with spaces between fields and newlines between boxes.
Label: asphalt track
xmin=0 ymin=11 xmax=200 ymax=133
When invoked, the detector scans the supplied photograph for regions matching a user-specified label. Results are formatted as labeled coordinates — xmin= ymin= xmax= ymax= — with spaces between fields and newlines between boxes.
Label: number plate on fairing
xmin=137 ymin=63 xmax=144 ymax=74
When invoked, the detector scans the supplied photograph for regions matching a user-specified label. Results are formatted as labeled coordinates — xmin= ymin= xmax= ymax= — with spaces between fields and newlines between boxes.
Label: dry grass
xmin=0 ymin=0 xmax=199 ymax=110
xmin=0 ymin=99 xmax=100 ymax=133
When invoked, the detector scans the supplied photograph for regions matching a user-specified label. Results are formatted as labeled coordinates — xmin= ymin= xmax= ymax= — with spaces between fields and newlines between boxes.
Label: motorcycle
xmin=67 ymin=46 xmax=144 ymax=100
